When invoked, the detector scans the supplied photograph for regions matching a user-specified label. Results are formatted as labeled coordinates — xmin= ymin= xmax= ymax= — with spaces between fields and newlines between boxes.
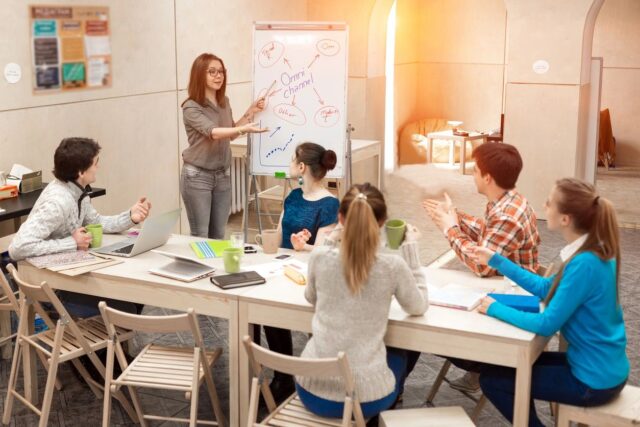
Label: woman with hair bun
xmin=264 ymin=142 xmax=340 ymax=402
xmin=277 ymin=142 xmax=340 ymax=251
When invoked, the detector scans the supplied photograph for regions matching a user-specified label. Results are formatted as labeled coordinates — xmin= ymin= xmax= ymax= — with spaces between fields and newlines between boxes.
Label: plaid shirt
xmin=446 ymin=190 xmax=540 ymax=277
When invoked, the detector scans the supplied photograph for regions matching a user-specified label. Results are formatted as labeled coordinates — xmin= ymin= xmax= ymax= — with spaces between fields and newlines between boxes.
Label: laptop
xmin=93 ymin=209 xmax=180 ymax=258
xmin=149 ymin=250 xmax=216 ymax=282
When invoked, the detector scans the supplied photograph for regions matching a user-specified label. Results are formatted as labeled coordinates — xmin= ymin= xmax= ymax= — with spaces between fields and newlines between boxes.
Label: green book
xmin=190 ymin=240 xmax=232 ymax=259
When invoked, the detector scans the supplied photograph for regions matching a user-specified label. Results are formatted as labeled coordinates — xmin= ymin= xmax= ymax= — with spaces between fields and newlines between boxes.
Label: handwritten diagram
xmin=252 ymin=27 xmax=347 ymax=176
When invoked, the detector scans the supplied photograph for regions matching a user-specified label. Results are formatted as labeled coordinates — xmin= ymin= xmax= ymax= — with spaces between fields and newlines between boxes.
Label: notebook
xmin=210 ymin=271 xmax=266 ymax=289
xmin=190 ymin=240 xmax=232 ymax=259
xmin=427 ymin=283 xmax=487 ymax=311
xmin=488 ymin=293 xmax=541 ymax=313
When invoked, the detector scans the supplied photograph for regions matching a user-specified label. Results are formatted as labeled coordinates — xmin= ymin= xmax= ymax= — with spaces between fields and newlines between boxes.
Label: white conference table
xmin=17 ymin=234 xmax=549 ymax=427
xmin=236 ymin=257 xmax=549 ymax=427
xmin=17 ymin=234 xmax=249 ymax=427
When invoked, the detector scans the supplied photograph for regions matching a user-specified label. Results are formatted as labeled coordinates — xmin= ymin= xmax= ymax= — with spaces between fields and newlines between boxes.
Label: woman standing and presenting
xmin=181 ymin=53 xmax=267 ymax=238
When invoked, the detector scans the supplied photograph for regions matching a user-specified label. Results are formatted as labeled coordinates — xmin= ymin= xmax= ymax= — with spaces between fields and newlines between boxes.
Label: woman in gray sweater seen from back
xmin=296 ymin=183 xmax=429 ymax=419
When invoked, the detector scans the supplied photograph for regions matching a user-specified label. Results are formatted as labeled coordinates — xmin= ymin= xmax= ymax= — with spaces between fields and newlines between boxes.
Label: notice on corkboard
xmin=30 ymin=5 xmax=111 ymax=93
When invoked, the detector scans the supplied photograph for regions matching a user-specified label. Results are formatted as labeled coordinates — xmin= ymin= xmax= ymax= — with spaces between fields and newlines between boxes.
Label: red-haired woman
xmin=181 ymin=53 xmax=267 ymax=238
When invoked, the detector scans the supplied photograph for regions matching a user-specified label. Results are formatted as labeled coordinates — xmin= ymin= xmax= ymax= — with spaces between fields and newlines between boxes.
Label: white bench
xmin=556 ymin=385 xmax=640 ymax=426
xmin=379 ymin=407 xmax=474 ymax=427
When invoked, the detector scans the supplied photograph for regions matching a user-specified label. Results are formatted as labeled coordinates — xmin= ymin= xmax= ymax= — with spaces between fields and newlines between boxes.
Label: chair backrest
xmin=0 ymin=268 xmax=19 ymax=312
xmin=7 ymin=264 xmax=100 ymax=356
xmin=537 ymin=263 xmax=555 ymax=278
xmin=98 ymin=302 xmax=204 ymax=348
xmin=242 ymin=335 xmax=364 ymax=426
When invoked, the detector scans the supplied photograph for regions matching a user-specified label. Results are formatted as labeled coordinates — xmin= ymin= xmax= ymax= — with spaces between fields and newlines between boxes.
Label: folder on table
xmin=190 ymin=240 xmax=232 ymax=259
xmin=488 ymin=293 xmax=541 ymax=313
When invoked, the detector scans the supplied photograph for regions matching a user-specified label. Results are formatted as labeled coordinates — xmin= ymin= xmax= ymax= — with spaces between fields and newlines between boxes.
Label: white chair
xmin=2 ymin=264 xmax=138 ymax=426
xmin=379 ymin=406 xmax=474 ymax=427
xmin=556 ymin=385 xmax=640 ymax=427
xmin=99 ymin=302 xmax=226 ymax=427
xmin=242 ymin=335 xmax=366 ymax=427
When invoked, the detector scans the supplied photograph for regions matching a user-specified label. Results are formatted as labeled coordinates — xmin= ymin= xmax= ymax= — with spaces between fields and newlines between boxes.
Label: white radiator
xmin=230 ymin=157 xmax=246 ymax=214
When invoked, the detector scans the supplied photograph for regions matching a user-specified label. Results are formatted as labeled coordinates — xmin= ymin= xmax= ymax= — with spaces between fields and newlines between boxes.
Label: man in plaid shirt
xmin=424 ymin=143 xmax=540 ymax=277
xmin=419 ymin=143 xmax=540 ymax=393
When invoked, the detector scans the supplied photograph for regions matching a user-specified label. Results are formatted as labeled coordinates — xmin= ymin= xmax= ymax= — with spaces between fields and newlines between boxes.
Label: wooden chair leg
xmin=426 ymin=360 xmax=451 ymax=403
xmin=189 ymin=350 xmax=201 ymax=427
xmin=39 ymin=327 xmax=64 ymax=427
xmin=70 ymin=358 xmax=103 ymax=398
xmin=203 ymin=352 xmax=226 ymax=427
xmin=126 ymin=386 xmax=148 ymax=427
xmin=471 ymin=394 xmax=487 ymax=422
xmin=35 ymin=350 xmax=62 ymax=391
xmin=102 ymin=340 xmax=114 ymax=427
xmin=2 ymin=339 xmax=23 ymax=424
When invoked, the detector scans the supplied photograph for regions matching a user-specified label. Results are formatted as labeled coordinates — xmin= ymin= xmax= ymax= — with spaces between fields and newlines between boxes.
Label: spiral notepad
xmin=190 ymin=240 xmax=231 ymax=259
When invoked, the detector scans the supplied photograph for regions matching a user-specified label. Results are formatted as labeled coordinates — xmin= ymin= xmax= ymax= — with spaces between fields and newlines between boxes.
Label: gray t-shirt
xmin=181 ymin=97 xmax=233 ymax=170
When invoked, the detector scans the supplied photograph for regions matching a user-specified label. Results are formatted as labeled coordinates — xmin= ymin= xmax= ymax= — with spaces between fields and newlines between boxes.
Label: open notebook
xmin=426 ymin=282 xmax=488 ymax=311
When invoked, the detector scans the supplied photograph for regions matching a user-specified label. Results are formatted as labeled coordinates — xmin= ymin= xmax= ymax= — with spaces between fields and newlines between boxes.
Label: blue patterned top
xmin=281 ymin=189 xmax=339 ymax=249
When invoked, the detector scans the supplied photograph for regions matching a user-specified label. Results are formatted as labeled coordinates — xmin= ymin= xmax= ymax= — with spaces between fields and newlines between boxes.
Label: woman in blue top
xmin=469 ymin=178 xmax=628 ymax=427
xmin=277 ymin=142 xmax=340 ymax=250
xmin=265 ymin=142 xmax=340 ymax=402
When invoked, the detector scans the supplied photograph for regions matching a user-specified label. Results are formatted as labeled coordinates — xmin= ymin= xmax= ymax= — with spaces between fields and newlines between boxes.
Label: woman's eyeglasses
xmin=207 ymin=68 xmax=225 ymax=77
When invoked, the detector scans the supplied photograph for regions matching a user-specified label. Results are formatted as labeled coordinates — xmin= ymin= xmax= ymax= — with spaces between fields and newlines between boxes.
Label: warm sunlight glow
xmin=384 ymin=1 xmax=397 ymax=171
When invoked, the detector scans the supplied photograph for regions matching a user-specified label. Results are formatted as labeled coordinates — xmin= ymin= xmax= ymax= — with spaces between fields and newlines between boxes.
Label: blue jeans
xmin=180 ymin=163 xmax=231 ymax=239
xmin=295 ymin=347 xmax=407 ymax=419
xmin=478 ymin=352 xmax=626 ymax=427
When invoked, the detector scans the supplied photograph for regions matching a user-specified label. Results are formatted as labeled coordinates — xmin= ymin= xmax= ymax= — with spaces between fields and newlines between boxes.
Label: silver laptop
xmin=148 ymin=250 xmax=216 ymax=282
xmin=93 ymin=209 xmax=181 ymax=257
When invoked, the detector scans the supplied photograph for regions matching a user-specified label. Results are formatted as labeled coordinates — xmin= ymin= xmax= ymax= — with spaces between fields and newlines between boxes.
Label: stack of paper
xmin=427 ymin=282 xmax=487 ymax=311
xmin=26 ymin=251 xmax=122 ymax=276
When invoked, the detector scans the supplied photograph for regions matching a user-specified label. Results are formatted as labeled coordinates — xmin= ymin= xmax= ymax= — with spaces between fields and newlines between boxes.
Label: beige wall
xmin=416 ymin=0 xmax=507 ymax=133
xmin=593 ymin=0 xmax=640 ymax=166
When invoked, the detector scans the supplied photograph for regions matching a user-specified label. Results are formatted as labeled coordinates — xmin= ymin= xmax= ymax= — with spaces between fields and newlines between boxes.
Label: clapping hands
xmin=422 ymin=192 xmax=459 ymax=233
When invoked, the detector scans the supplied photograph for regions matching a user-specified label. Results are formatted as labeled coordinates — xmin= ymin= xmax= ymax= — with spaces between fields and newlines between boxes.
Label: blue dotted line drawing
xmin=266 ymin=133 xmax=295 ymax=158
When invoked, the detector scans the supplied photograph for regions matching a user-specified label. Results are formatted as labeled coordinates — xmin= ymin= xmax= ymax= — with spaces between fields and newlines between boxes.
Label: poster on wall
xmin=29 ymin=5 xmax=111 ymax=93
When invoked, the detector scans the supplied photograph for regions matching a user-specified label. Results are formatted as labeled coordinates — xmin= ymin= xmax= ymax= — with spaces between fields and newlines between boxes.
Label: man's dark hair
xmin=53 ymin=137 xmax=101 ymax=182
xmin=472 ymin=142 xmax=523 ymax=190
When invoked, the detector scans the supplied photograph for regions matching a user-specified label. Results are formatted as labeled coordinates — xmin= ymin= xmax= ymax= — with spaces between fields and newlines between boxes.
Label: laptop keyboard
xmin=113 ymin=244 xmax=134 ymax=254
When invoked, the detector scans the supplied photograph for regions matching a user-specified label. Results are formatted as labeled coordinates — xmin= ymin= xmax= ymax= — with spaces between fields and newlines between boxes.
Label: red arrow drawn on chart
xmin=313 ymin=87 xmax=325 ymax=105
xmin=308 ymin=54 xmax=320 ymax=69
xmin=283 ymin=57 xmax=292 ymax=70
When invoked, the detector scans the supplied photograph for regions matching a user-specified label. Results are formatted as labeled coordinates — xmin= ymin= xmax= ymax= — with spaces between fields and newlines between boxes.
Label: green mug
xmin=223 ymin=247 xmax=242 ymax=273
xmin=385 ymin=219 xmax=406 ymax=250
xmin=85 ymin=224 xmax=103 ymax=248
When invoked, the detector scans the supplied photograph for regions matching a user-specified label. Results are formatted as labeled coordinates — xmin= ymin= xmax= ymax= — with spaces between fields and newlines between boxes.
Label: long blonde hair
xmin=340 ymin=184 xmax=387 ymax=294
xmin=544 ymin=178 xmax=621 ymax=305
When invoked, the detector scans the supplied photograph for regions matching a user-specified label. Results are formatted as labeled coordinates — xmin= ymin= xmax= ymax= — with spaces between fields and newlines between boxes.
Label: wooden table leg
xmin=513 ymin=347 xmax=533 ymax=426
xmin=228 ymin=300 xmax=240 ymax=427
xmin=238 ymin=301 xmax=253 ymax=427
xmin=460 ymin=139 xmax=467 ymax=174
xmin=426 ymin=138 xmax=433 ymax=164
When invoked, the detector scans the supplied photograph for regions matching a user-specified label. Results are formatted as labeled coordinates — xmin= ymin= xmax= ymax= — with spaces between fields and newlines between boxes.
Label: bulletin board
xmin=29 ymin=5 xmax=111 ymax=92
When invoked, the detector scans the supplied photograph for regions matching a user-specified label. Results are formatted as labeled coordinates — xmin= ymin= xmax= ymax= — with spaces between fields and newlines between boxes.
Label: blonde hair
xmin=544 ymin=178 xmax=621 ymax=305
xmin=339 ymin=184 xmax=387 ymax=294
